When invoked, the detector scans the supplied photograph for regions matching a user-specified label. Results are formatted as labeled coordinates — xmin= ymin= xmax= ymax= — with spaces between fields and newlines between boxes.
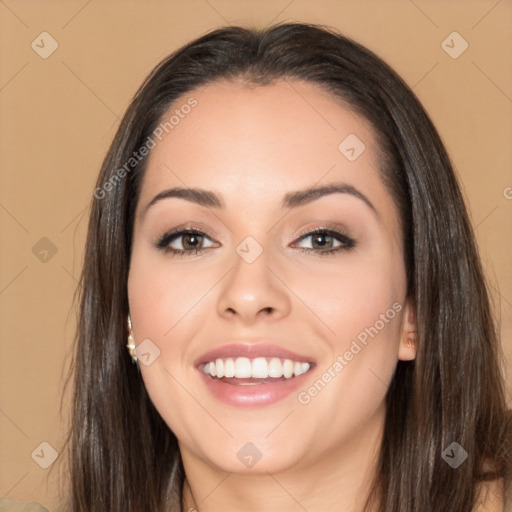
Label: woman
xmin=64 ymin=22 xmax=511 ymax=511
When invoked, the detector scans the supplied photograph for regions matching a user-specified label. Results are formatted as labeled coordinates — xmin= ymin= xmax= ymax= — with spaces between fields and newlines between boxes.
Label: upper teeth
xmin=201 ymin=357 xmax=311 ymax=379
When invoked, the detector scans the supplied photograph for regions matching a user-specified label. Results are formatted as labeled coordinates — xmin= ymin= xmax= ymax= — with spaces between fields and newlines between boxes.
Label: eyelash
xmin=156 ymin=226 xmax=356 ymax=258
xmin=293 ymin=227 xmax=356 ymax=256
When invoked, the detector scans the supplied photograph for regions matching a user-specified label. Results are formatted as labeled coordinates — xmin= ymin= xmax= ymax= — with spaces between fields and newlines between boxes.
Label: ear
xmin=398 ymin=297 xmax=417 ymax=361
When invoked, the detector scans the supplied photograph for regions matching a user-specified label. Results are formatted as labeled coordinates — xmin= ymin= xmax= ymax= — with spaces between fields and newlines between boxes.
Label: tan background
xmin=0 ymin=1 xmax=511 ymax=509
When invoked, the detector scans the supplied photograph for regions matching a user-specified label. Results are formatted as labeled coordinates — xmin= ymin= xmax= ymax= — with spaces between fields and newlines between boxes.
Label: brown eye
xmin=293 ymin=228 xmax=355 ymax=255
xmin=157 ymin=229 xmax=217 ymax=255
xmin=181 ymin=233 xmax=203 ymax=250
xmin=310 ymin=232 xmax=335 ymax=250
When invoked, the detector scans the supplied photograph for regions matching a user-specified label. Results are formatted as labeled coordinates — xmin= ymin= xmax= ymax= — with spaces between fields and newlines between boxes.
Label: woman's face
xmin=127 ymin=79 xmax=416 ymax=476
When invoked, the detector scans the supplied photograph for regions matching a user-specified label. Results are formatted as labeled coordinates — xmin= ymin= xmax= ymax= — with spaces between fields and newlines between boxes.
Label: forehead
xmin=137 ymin=79 xmax=395 ymax=222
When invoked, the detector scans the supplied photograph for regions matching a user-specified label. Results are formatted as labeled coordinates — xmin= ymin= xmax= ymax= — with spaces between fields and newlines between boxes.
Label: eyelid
xmin=155 ymin=223 xmax=218 ymax=243
xmin=290 ymin=226 xmax=354 ymax=249
xmin=290 ymin=223 xmax=352 ymax=243
xmin=155 ymin=226 xmax=219 ymax=251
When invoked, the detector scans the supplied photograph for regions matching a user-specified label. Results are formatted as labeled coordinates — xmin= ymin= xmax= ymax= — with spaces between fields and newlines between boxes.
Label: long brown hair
xmin=63 ymin=22 xmax=512 ymax=511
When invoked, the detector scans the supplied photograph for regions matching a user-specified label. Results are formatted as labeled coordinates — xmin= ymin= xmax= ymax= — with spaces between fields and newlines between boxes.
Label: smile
xmin=200 ymin=356 xmax=312 ymax=380
xmin=197 ymin=356 xmax=315 ymax=407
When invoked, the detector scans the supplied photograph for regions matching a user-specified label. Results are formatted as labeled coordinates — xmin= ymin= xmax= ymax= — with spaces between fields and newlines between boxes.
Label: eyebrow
xmin=143 ymin=182 xmax=378 ymax=217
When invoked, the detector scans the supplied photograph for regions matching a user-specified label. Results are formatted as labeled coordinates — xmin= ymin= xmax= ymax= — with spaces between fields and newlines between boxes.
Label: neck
xmin=181 ymin=402 xmax=385 ymax=512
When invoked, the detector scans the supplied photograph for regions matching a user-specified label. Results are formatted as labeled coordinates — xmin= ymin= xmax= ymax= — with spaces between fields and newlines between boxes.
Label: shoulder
xmin=473 ymin=477 xmax=505 ymax=512
xmin=0 ymin=498 xmax=50 ymax=512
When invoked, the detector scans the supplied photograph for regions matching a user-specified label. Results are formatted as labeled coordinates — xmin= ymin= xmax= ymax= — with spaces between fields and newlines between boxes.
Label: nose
xmin=216 ymin=246 xmax=292 ymax=325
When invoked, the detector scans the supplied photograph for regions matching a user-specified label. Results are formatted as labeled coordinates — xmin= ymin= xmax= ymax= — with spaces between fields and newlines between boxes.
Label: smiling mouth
xmin=209 ymin=376 xmax=301 ymax=385
xmin=200 ymin=356 xmax=313 ymax=384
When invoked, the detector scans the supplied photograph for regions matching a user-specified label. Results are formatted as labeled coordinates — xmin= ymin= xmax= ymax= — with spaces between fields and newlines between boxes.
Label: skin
xmin=127 ymin=79 xmax=418 ymax=512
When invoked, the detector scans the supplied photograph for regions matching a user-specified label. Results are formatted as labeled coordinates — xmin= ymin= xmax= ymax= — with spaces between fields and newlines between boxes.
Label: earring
xmin=126 ymin=315 xmax=138 ymax=364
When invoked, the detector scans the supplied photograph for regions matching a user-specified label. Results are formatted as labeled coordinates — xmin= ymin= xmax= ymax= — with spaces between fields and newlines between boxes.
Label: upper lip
xmin=194 ymin=343 xmax=316 ymax=367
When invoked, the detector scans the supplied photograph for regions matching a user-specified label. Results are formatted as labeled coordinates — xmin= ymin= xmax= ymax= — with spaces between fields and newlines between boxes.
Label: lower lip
xmin=197 ymin=368 xmax=313 ymax=407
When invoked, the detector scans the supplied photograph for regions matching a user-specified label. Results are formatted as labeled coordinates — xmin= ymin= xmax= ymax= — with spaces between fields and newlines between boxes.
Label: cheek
xmin=127 ymin=251 xmax=214 ymax=444
xmin=293 ymin=252 xmax=406 ymax=430
xmin=291 ymin=248 xmax=405 ymax=395
xmin=127 ymin=247 xmax=216 ymax=344
xmin=290 ymin=244 xmax=405 ymax=345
